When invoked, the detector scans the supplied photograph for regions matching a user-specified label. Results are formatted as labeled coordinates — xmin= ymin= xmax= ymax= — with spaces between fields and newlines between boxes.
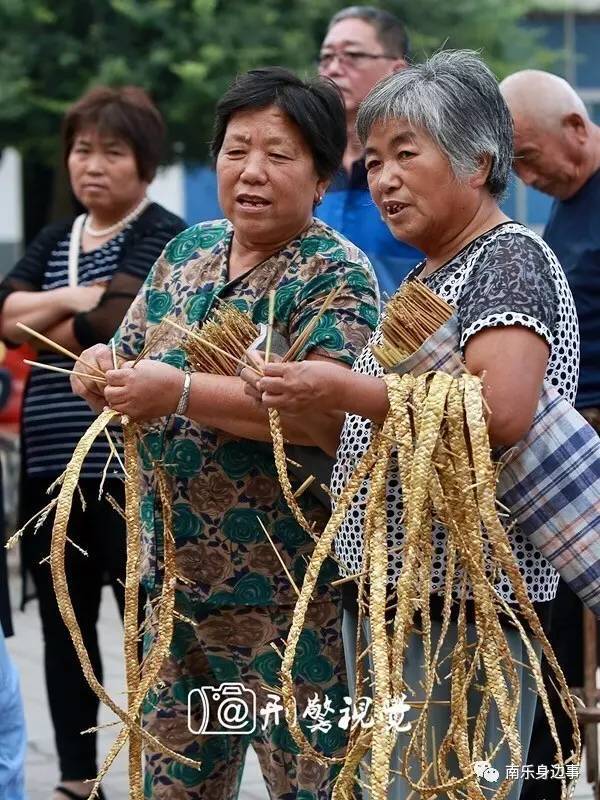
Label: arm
xmin=1 ymin=286 xmax=77 ymax=342
xmin=254 ymin=327 xmax=549 ymax=448
xmin=464 ymin=326 xmax=548 ymax=446
xmin=42 ymin=317 xmax=85 ymax=355
xmin=253 ymin=359 xmax=390 ymax=424
xmin=98 ymin=357 xmax=337 ymax=447
xmin=69 ymin=213 xmax=186 ymax=350
xmin=2 ymin=285 xmax=106 ymax=346
xmin=0 ymin=222 xmax=107 ymax=344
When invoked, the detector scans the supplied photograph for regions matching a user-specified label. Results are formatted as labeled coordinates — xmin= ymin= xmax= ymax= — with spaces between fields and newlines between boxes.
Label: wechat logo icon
xmin=473 ymin=760 xmax=500 ymax=783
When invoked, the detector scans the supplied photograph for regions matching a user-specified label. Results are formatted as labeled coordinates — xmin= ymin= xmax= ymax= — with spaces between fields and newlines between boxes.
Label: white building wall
xmin=147 ymin=162 xmax=185 ymax=221
xmin=0 ymin=148 xmax=23 ymax=274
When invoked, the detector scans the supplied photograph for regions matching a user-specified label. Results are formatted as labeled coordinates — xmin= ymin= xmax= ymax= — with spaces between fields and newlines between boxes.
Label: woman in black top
xmin=0 ymin=86 xmax=185 ymax=800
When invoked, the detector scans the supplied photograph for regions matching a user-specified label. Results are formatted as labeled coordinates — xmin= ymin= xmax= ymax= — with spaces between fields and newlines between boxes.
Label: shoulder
xmin=474 ymin=223 xmax=557 ymax=271
xmin=131 ymin=202 xmax=186 ymax=236
xmin=18 ymin=218 xmax=73 ymax=267
xmin=30 ymin=219 xmax=73 ymax=249
xmin=297 ymin=218 xmax=378 ymax=295
xmin=161 ymin=218 xmax=232 ymax=267
xmin=302 ymin=218 xmax=372 ymax=268
xmin=462 ymin=223 xmax=561 ymax=298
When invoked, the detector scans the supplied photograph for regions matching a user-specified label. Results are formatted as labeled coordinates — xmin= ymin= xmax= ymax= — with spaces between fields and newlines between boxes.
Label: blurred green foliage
xmin=0 ymin=0 xmax=552 ymax=165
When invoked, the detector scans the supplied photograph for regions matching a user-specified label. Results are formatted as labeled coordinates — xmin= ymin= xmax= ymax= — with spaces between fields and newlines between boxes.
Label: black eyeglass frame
xmin=317 ymin=50 xmax=399 ymax=68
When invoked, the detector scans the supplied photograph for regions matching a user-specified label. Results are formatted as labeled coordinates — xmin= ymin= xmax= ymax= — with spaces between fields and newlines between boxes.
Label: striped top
xmin=0 ymin=203 xmax=187 ymax=480
xmin=22 ymin=231 xmax=126 ymax=478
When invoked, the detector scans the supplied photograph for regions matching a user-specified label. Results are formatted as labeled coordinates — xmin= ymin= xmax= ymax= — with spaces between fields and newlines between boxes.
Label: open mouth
xmin=382 ymin=200 xmax=408 ymax=217
xmin=236 ymin=195 xmax=271 ymax=209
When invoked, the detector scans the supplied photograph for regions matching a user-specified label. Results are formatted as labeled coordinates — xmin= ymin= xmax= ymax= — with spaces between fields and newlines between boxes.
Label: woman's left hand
xmin=104 ymin=359 xmax=185 ymax=421
xmin=250 ymin=360 xmax=347 ymax=416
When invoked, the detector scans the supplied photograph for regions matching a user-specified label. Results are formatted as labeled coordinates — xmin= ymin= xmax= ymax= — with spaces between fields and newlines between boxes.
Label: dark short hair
xmin=210 ymin=67 xmax=346 ymax=180
xmin=328 ymin=6 xmax=410 ymax=59
xmin=62 ymin=86 xmax=165 ymax=182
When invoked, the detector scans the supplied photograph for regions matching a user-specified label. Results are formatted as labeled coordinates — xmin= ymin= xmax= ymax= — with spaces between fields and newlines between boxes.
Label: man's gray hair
xmin=328 ymin=6 xmax=409 ymax=59
xmin=356 ymin=50 xmax=513 ymax=199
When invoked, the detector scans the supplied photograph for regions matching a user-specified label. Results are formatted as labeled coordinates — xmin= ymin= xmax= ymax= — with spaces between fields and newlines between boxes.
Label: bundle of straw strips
xmin=277 ymin=372 xmax=579 ymax=800
xmin=371 ymin=278 xmax=454 ymax=367
xmin=182 ymin=302 xmax=259 ymax=376
xmin=266 ymin=279 xmax=580 ymax=799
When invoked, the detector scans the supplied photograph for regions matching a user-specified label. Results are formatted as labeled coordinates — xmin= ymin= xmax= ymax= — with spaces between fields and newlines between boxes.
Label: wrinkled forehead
xmin=365 ymin=117 xmax=430 ymax=151
xmin=322 ymin=17 xmax=381 ymax=51
xmin=512 ymin=115 xmax=555 ymax=150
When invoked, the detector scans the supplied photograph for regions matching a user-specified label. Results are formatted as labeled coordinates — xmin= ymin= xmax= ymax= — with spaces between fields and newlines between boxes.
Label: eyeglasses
xmin=317 ymin=50 xmax=397 ymax=69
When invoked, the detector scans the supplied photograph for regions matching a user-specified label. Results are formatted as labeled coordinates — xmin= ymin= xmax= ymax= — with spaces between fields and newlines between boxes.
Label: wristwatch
xmin=175 ymin=371 xmax=192 ymax=416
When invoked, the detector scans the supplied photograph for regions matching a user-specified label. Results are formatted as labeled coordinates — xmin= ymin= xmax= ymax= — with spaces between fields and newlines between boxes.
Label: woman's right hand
xmin=70 ymin=343 xmax=114 ymax=413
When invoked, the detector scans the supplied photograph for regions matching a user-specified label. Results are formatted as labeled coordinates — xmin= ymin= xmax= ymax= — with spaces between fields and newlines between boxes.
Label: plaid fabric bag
xmin=383 ymin=315 xmax=600 ymax=616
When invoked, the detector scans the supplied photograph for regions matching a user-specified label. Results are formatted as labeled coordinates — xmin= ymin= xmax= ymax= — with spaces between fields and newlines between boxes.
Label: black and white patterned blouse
xmin=331 ymin=222 xmax=580 ymax=604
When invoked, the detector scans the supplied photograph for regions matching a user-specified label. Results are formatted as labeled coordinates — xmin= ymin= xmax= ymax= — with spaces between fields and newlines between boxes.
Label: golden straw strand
xmin=16 ymin=322 xmax=105 ymax=377
xmin=23 ymin=359 xmax=107 ymax=384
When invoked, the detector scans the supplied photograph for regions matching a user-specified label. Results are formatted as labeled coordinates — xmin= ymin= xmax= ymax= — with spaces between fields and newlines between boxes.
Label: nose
xmin=84 ymin=152 xmax=105 ymax=175
xmin=377 ymin=159 xmax=402 ymax=194
xmin=320 ymin=55 xmax=345 ymax=79
xmin=240 ymin=151 xmax=267 ymax=184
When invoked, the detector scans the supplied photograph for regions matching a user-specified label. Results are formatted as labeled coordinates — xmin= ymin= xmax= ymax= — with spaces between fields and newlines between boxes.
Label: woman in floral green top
xmin=72 ymin=67 xmax=378 ymax=800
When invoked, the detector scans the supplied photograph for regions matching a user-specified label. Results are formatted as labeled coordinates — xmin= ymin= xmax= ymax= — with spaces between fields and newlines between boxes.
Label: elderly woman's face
xmin=216 ymin=105 xmax=327 ymax=246
xmin=68 ymin=127 xmax=148 ymax=215
xmin=365 ymin=119 xmax=479 ymax=253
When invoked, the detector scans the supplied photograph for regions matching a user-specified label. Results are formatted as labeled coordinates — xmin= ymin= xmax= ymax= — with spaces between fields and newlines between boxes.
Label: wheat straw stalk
xmin=374 ymin=280 xmax=454 ymax=365
xmin=163 ymin=316 xmax=262 ymax=376
xmin=265 ymin=289 xmax=276 ymax=365
xmin=16 ymin=322 xmax=106 ymax=377
xmin=256 ymin=516 xmax=300 ymax=597
xmin=23 ymin=359 xmax=107 ymax=384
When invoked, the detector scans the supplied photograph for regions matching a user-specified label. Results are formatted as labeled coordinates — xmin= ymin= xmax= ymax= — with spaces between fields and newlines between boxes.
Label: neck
xmin=229 ymin=219 xmax=312 ymax=277
xmin=343 ymin=117 xmax=363 ymax=174
xmin=421 ymin=196 xmax=508 ymax=274
xmin=87 ymin=190 xmax=148 ymax=229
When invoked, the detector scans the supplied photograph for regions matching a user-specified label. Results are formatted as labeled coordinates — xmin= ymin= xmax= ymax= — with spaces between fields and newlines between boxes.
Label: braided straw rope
xmin=49 ymin=409 xmax=201 ymax=798
xmin=274 ymin=372 xmax=580 ymax=800
xmin=123 ymin=424 xmax=143 ymax=798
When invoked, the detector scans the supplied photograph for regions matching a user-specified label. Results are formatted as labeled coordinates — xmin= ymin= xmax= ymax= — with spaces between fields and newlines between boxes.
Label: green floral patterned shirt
xmin=115 ymin=217 xmax=379 ymax=607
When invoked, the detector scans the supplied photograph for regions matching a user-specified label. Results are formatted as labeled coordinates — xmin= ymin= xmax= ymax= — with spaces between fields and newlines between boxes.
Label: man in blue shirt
xmin=0 ymin=626 xmax=26 ymax=799
xmin=501 ymin=69 xmax=600 ymax=800
xmin=317 ymin=6 xmax=421 ymax=297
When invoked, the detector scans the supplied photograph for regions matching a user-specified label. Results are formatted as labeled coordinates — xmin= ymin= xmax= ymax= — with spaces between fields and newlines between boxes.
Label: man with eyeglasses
xmin=316 ymin=5 xmax=421 ymax=297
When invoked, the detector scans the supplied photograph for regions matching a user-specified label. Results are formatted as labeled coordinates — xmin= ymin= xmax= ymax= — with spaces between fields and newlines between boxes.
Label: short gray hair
xmin=328 ymin=6 xmax=409 ymax=59
xmin=356 ymin=50 xmax=513 ymax=199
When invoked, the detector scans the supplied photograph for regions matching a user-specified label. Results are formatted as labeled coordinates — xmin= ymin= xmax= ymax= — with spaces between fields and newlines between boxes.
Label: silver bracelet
xmin=175 ymin=371 xmax=192 ymax=416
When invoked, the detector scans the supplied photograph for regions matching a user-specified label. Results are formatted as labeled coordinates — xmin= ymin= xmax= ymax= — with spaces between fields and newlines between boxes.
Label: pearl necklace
xmin=83 ymin=195 xmax=150 ymax=238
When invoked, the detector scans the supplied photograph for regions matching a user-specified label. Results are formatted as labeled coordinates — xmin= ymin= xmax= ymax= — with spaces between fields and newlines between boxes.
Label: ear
xmin=314 ymin=177 xmax=330 ymax=205
xmin=391 ymin=58 xmax=407 ymax=74
xmin=468 ymin=153 xmax=493 ymax=190
xmin=562 ymin=112 xmax=588 ymax=145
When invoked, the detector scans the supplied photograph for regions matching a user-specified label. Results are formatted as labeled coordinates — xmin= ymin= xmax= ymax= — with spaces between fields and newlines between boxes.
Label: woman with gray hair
xmin=242 ymin=50 xmax=580 ymax=798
